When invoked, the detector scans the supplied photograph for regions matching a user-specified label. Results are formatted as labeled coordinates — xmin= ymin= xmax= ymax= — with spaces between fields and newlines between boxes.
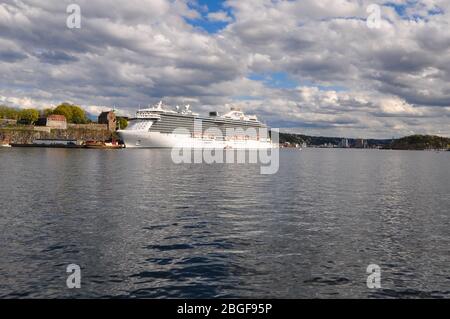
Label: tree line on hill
xmin=0 ymin=103 xmax=90 ymax=125
xmin=388 ymin=135 xmax=450 ymax=150
xmin=278 ymin=132 xmax=392 ymax=148
xmin=278 ymin=132 xmax=450 ymax=150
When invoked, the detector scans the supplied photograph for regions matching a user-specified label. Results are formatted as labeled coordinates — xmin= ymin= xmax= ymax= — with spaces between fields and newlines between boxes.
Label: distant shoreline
xmin=278 ymin=132 xmax=450 ymax=151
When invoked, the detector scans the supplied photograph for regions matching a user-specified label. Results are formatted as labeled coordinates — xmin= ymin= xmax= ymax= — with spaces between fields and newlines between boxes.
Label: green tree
xmin=71 ymin=105 xmax=88 ymax=124
xmin=53 ymin=103 xmax=88 ymax=124
xmin=117 ymin=117 xmax=128 ymax=130
xmin=0 ymin=105 xmax=20 ymax=119
xmin=41 ymin=108 xmax=54 ymax=117
xmin=52 ymin=103 xmax=73 ymax=122
xmin=19 ymin=109 xmax=39 ymax=124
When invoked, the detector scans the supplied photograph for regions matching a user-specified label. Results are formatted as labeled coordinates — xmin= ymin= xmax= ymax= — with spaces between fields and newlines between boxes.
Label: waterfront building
xmin=36 ymin=114 xmax=67 ymax=129
xmin=338 ymin=138 xmax=349 ymax=148
xmin=354 ymin=138 xmax=368 ymax=148
xmin=98 ymin=111 xmax=117 ymax=132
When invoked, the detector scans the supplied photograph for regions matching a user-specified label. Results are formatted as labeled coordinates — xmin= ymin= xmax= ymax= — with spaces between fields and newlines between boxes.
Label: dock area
xmin=9 ymin=139 xmax=124 ymax=149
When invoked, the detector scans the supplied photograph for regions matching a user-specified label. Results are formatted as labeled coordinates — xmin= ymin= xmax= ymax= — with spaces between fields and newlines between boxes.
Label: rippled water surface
xmin=0 ymin=148 xmax=449 ymax=298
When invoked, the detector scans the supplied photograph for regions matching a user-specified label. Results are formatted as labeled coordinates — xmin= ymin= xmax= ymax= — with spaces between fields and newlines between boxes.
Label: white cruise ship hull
xmin=118 ymin=102 xmax=276 ymax=149
xmin=118 ymin=130 xmax=274 ymax=149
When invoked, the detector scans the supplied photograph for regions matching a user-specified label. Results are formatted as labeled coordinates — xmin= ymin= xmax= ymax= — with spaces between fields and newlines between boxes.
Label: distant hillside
xmin=277 ymin=132 xmax=450 ymax=150
xmin=278 ymin=133 xmax=306 ymax=145
xmin=387 ymin=135 xmax=450 ymax=150
xmin=278 ymin=132 xmax=392 ymax=148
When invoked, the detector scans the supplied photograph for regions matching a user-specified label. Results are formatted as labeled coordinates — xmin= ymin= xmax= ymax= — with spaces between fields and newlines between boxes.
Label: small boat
xmin=1 ymin=138 xmax=12 ymax=147
xmin=84 ymin=140 xmax=124 ymax=149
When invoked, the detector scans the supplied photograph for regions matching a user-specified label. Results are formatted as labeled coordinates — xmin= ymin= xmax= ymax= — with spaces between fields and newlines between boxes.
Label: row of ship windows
xmin=128 ymin=119 xmax=265 ymax=132
xmin=157 ymin=115 xmax=264 ymax=126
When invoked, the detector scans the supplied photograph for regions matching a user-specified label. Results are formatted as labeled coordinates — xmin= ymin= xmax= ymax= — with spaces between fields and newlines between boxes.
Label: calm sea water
xmin=0 ymin=148 xmax=449 ymax=298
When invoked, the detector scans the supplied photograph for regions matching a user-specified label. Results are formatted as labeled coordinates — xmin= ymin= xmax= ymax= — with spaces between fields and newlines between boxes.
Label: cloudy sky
xmin=0 ymin=0 xmax=449 ymax=138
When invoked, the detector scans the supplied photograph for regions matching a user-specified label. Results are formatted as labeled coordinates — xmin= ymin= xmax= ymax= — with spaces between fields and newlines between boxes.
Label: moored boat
xmin=84 ymin=140 xmax=124 ymax=149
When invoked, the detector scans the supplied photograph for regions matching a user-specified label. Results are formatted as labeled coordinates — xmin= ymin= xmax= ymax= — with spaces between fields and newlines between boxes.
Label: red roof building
xmin=44 ymin=114 xmax=67 ymax=129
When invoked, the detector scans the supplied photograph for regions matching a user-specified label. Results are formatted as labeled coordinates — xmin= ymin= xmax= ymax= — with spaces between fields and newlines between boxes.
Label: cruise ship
xmin=117 ymin=102 xmax=274 ymax=149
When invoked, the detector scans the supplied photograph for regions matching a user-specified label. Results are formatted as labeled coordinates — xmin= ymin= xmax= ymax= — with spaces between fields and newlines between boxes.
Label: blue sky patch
xmin=317 ymin=85 xmax=347 ymax=92
xmin=186 ymin=0 xmax=233 ymax=33
xmin=384 ymin=1 xmax=409 ymax=16
xmin=233 ymin=95 xmax=263 ymax=101
xmin=249 ymin=72 xmax=349 ymax=92
xmin=249 ymin=72 xmax=299 ymax=89
xmin=428 ymin=7 xmax=444 ymax=16
xmin=383 ymin=1 xmax=443 ymax=20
